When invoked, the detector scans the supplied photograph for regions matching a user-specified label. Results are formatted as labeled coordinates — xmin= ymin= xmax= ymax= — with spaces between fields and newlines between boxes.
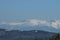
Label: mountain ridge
xmin=0 ymin=19 xmax=60 ymax=33
xmin=0 ymin=24 xmax=60 ymax=33
xmin=0 ymin=29 xmax=57 ymax=40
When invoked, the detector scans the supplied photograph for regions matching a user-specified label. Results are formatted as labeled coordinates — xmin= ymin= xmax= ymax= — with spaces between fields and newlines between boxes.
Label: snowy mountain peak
xmin=0 ymin=19 xmax=60 ymax=29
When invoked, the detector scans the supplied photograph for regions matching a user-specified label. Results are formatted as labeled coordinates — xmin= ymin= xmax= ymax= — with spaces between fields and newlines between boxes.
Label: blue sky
xmin=0 ymin=0 xmax=60 ymax=22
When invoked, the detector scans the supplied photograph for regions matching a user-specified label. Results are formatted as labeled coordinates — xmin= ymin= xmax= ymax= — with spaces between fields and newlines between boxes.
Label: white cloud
xmin=0 ymin=19 xmax=60 ymax=29
xmin=28 ymin=19 xmax=40 ymax=26
xmin=51 ymin=20 xmax=60 ymax=29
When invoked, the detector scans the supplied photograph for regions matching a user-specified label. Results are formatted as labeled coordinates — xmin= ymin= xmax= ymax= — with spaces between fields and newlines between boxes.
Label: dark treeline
xmin=0 ymin=29 xmax=59 ymax=40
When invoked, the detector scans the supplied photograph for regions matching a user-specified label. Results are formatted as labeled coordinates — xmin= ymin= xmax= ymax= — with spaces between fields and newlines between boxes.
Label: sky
xmin=0 ymin=0 xmax=60 ymax=22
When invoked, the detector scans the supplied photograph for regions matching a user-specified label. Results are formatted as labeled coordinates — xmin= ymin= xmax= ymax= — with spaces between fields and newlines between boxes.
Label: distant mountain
xmin=0 ymin=29 xmax=57 ymax=40
xmin=0 ymin=19 xmax=60 ymax=33
xmin=0 ymin=24 xmax=60 ymax=33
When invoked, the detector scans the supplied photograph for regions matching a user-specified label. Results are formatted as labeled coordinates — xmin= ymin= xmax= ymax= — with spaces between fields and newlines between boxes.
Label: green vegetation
xmin=50 ymin=33 xmax=60 ymax=40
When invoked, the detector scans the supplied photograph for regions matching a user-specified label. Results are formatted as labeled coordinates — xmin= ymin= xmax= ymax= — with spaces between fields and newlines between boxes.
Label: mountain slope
xmin=0 ymin=19 xmax=60 ymax=33
xmin=0 ymin=25 xmax=60 ymax=33
xmin=0 ymin=29 xmax=57 ymax=40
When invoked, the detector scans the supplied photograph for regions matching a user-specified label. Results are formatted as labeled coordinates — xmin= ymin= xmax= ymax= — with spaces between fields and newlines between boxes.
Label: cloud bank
xmin=0 ymin=19 xmax=60 ymax=29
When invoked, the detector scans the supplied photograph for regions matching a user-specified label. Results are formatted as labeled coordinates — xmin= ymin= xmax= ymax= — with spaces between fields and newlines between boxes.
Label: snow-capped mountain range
xmin=0 ymin=19 xmax=60 ymax=33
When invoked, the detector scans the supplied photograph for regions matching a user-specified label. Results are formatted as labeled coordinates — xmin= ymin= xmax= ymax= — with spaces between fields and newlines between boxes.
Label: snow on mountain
xmin=0 ymin=19 xmax=60 ymax=33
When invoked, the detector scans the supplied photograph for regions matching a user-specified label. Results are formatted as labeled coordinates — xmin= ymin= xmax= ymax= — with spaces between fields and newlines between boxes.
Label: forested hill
xmin=0 ymin=29 xmax=58 ymax=40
